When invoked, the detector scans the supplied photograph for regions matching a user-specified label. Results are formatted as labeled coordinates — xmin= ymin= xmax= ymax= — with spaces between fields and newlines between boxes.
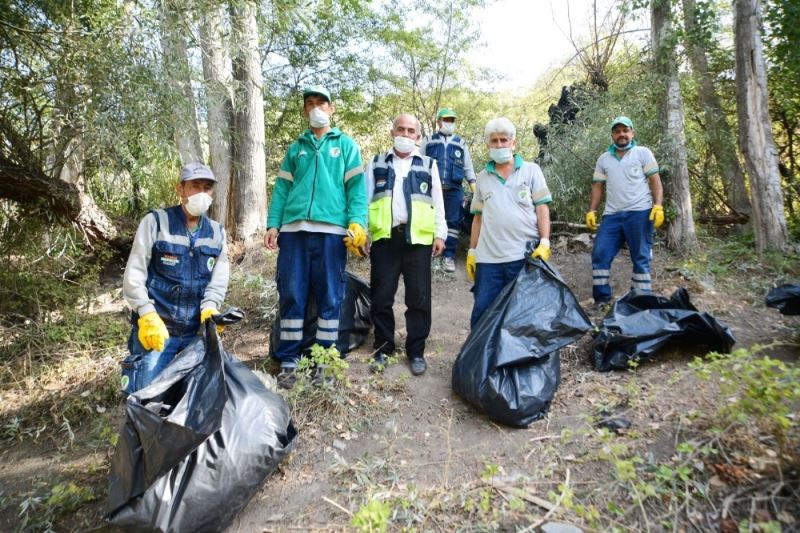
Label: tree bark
xmin=199 ymin=5 xmax=235 ymax=227
xmin=230 ymin=0 xmax=267 ymax=241
xmin=651 ymin=0 xmax=696 ymax=252
xmin=682 ymin=0 xmax=750 ymax=218
xmin=734 ymin=0 xmax=788 ymax=253
xmin=159 ymin=0 xmax=204 ymax=164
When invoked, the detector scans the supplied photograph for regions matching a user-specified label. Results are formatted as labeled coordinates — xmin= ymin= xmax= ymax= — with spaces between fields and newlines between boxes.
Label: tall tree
xmin=682 ymin=0 xmax=750 ymax=219
xmin=199 ymin=4 xmax=234 ymax=226
xmin=230 ymin=0 xmax=267 ymax=241
xmin=734 ymin=0 xmax=788 ymax=252
xmin=651 ymin=0 xmax=695 ymax=251
xmin=159 ymin=0 xmax=203 ymax=164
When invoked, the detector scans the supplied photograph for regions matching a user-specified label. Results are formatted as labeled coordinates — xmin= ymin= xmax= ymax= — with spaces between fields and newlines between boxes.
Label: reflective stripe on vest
xmin=369 ymin=153 xmax=435 ymax=245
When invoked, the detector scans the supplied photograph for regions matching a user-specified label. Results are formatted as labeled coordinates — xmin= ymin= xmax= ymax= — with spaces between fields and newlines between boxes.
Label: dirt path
xmin=225 ymin=245 xmax=797 ymax=531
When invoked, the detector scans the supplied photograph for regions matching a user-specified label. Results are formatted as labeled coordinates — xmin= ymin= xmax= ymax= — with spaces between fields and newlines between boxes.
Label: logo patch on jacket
xmin=454 ymin=149 xmax=462 ymax=158
xmin=298 ymin=150 xmax=307 ymax=158
xmin=420 ymin=182 xmax=429 ymax=194
xmin=207 ymin=257 xmax=216 ymax=271
xmin=329 ymin=147 xmax=341 ymax=157
xmin=161 ymin=254 xmax=179 ymax=267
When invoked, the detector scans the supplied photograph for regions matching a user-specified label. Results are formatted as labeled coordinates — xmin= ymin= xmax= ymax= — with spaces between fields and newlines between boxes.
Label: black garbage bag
xmin=107 ymin=314 xmax=297 ymax=532
xmin=269 ymin=271 xmax=372 ymax=358
xmin=765 ymin=284 xmax=800 ymax=316
xmin=452 ymin=258 xmax=592 ymax=427
xmin=592 ymin=288 xmax=736 ymax=372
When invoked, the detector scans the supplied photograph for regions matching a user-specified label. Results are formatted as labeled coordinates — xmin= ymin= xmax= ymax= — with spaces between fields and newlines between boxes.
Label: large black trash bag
xmin=765 ymin=284 xmax=800 ymax=316
xmin=107 ymin=314 xmax=297 ymax=532
xmin=269 ymin=271 xmax=371 ymax=357
xmin=592 ymin=288 xmax=736 ymax=372
xmin=452 ymin=258 xmax=592 ymax=427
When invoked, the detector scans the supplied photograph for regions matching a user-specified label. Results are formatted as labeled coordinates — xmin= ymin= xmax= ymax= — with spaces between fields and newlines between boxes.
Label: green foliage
xmin=691 ymin=345 xmax=800 ymax=452
xmin=18 ymin=481 xmax=96 ymax=532
xmin=351 ymin=499 xmax=392 ymax=533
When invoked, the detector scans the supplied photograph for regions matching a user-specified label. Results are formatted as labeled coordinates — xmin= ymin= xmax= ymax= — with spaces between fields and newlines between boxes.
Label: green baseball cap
xmin=302 ymin=85 xmax=331 ymax=103
xmin=437 ymin=108 xmax=457 ymax=119
xmin=611 ymin=116 xmax=634 ymax=129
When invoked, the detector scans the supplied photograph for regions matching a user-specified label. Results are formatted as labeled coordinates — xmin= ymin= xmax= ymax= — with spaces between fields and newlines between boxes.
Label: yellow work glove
xmin=531 ymin=239 xmax=551 ymax=261
xmin=649 ymin=204 xmax=664 ymax=229
xmin=466 ymin=248 xmax=477 ymax=282
xmin=469 ymin=182 xmax=476 ymax=194
xmin=585 ymin=210 xmax=598 ymax=232
xmin=343 ymin=223 xmax=367 ymax=257
xmin=138 ymin=312 xmax=169 ymax=352
xmin=200 ymin=307 xmax=224 ymax=333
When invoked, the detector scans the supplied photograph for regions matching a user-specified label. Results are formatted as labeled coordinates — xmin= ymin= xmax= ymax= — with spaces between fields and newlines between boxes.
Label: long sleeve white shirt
xmin=365 ymin=148 xmax=448 ymax=242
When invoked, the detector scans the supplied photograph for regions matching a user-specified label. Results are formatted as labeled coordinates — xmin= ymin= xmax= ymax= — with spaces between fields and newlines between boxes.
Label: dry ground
xmin=1 ymin=237 xmax=798 ymax=532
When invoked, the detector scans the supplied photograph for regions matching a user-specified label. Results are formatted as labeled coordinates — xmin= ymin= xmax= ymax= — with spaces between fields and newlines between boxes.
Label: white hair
xmin=484 ymin=117 xmax=516 ymax=143
xmin=392 ymin=113 xmax=422 ymax=132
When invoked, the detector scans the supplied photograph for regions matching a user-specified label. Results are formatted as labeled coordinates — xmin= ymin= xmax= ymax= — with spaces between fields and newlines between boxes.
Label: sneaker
xmin=369 ymin=352 xmax=388 ymax=374
xmin=277 ymin=367 xmax=297 ymax=389
xmin=443 ymin=257 xmax=455 ymax=273
xmin=311 ymin=365 xmax=335 ymax=388
xmin=409 ymin=356 xmax=427 ymax=376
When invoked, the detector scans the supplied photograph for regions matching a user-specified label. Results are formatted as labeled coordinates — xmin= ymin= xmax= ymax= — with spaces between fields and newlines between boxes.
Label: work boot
xmin=443 ymin=257 xmax=455 ymax=273
xmin=311 ymin=364 xmax=335 ymax=387
xmin=369 ymin=352 xmax=388 ymax=374
xmin=409 ymin=356 xmax=427 ymax=376
xmin=277 ymin=366 xmax=297 ymax=389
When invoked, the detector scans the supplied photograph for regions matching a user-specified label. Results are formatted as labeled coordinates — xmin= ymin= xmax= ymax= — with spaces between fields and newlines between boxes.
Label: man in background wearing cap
xmin=420 ymin=108 xmax=476 ymax=273
xmin=121 ymin=161 xmax=230 ymax=393
xmin=265 ymin=86 xmax=367 ymax=389
xmin=585 ymin=116 xmax=664 ymax=309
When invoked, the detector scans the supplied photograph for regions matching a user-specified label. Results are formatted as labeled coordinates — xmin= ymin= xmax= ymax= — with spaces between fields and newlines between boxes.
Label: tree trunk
xmin=230 ymin=0 xmax=267 ymax=241
xmin=159 ymin=0 xmax=203 ymax=164
xmin=734 ymin=0 xmax=789 ymax=253
xmin=199 ymin=6 xmax=234 ymax=227
xmin=651 ymin=0 xmax=696 ymax=252
xmin=682 ymin=0 xmax=750 ymax=218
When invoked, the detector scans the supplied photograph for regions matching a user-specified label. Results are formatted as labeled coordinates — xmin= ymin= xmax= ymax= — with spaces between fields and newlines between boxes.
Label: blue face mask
xmin=614 ymin=141 xmax=633 ymax=151
xmin=489 ymin=147 xmax=513 ymax=163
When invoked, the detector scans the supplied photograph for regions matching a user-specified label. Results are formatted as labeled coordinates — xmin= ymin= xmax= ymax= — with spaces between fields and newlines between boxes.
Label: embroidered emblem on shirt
xmin=329 ymin=147 xmax=341 ymax=157
xmin=161 ymin=254 xmax=179 ymax=267
xmin=420 ymin=182 xmax=429 ymax=194
xmin=629 ymin=167 xmax=641 ymax=178
xmin=207 ymin=257 xmax=216 ymax=271
xmin=298 ymin=150 xmax=307 ymax=158
xmin=454 ymin=149 xmax=462 ymax=158
xmin=517 ymin=189 xmax=530 ymax=202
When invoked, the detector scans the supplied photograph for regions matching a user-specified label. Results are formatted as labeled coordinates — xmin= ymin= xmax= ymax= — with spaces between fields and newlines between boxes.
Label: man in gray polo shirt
xmin=467 ymin=117 xmax=552 ymax=328
xmin=585 ymin=116 xmax=664 ymax=306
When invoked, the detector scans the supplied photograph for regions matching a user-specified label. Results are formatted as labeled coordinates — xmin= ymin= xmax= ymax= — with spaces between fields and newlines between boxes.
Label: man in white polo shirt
xmin=585 ymin=116 xmax=664 ymax=306
xmin=467 ymin=117 xmax=552 ymax=328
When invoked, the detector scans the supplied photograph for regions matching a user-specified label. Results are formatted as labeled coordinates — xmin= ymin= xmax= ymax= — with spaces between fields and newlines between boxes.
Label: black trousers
xmin=370 ymin=228 xmax=432 ymax=358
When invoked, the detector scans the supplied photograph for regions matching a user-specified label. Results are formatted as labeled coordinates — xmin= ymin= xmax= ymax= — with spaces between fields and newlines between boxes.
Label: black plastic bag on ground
xmin=269 ymin=271 xmax=372 ymax=358
xmin=592 ymin=288 xmax=736 ymax=372
xmin=452 ymin=258 xmax=592 ymax=427
xmin=765 ymin=284 xmax=800 ymax=316
xmin=107 ymin=315 xmax=297 ymax=532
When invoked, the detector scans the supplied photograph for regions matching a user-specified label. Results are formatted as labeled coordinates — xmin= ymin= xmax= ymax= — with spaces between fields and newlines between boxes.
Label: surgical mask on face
xmin=440 ymin=122 xmax=456 ymax=135
xmin=393 ymin=135 xmax=416 ymax=154
xmin=185 ymin=192 xmax=213 ymax=216
xmin=489 ymin=147 xmax=513 ymax=164
xmin=309 ymin=106 xmax=330 ymax=128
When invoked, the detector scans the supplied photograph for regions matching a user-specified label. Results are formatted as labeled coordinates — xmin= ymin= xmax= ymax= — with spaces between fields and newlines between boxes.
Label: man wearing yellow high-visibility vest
xmin=365 ymin=113 xmax=447 ymax=376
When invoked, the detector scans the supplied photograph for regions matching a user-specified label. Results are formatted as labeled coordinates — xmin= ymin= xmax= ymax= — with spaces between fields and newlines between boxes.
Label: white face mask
xmin=440 ymin=122 xmax=456 ymax=135
xmin=393 ymin=135 xmax=416 ymax=154
xmin=489 ymin=147 xmax=514 ymax=164
xmin=185 ymin=192 xmax=213 ymax=216
xmin=309 ymin=106 xmax=330 ymax=128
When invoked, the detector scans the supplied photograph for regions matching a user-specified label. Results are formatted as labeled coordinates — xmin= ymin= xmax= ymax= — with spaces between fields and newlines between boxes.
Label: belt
xmin=392 ymin=224 xmax=406 ymax=234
